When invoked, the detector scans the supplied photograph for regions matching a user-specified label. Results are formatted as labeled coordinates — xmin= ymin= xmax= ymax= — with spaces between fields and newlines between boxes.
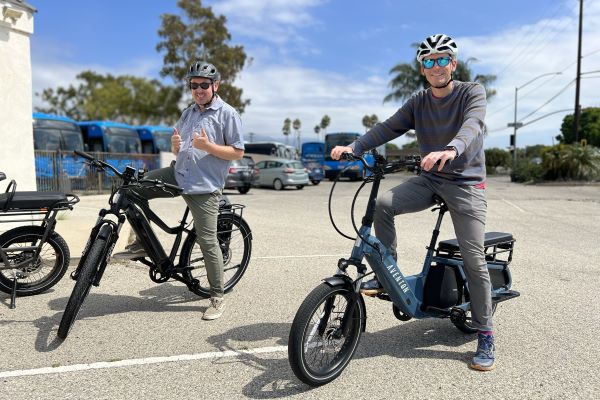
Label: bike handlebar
xmin=73 ymin=150 xmax=184 ymax=193
xmin=341 ymin=152 xmax=422 ymax=175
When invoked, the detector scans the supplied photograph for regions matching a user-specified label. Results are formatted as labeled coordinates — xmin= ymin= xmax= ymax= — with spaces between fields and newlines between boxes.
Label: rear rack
xmin=436 ymin=232 xmax=516 ymax=266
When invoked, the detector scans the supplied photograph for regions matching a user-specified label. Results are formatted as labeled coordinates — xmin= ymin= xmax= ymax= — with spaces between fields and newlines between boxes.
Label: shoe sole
xmin=202 ymin=311 xmax=223 ymax=321
xmin=469 ymin=362 xmax=496 ymax=371
xmin=360 ymin=288 xmax=385 ymax=296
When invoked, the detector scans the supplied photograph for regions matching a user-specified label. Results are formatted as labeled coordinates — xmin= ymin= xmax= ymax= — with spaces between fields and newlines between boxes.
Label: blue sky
xmin=31 ymin=0 xmax=600 ymax=149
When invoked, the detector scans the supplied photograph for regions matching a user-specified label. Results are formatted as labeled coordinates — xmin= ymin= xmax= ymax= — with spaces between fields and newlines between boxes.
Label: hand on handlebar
xmin=330 ymin=146 xmax=353 ymax=160
xmin=421 ymin=149 xmax=456 ymax=172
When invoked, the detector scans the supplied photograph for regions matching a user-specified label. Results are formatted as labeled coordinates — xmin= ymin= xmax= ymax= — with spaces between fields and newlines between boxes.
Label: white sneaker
xmin=202 ymin=297 xmax=225 ymax=320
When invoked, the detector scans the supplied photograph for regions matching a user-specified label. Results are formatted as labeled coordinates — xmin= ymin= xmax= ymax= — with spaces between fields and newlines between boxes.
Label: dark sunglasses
xmin=422 ymin=57 xmax=452 ymax=69
xmin=190 ymin=82 xmax=212 ymax=90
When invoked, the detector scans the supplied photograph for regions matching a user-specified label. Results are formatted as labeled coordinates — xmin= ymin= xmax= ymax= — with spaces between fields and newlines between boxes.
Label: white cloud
xmin=458 ymin=0 xmax=600 ymax=148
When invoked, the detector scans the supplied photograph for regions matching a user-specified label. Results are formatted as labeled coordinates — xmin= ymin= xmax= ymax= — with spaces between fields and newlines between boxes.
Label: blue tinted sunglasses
xmin=422 ymin=57 xmax=452 ymax=69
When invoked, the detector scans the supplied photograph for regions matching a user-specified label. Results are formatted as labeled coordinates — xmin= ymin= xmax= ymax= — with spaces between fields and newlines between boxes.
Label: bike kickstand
xmin=9 ymin=272 xmax=17 ymax=309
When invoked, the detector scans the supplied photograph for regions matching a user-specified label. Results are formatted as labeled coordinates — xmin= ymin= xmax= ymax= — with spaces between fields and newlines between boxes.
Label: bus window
xmin=153 ymin=130 xmax=172 ymax=152
xmin=33 ymin=129 xmax=61 ymax=150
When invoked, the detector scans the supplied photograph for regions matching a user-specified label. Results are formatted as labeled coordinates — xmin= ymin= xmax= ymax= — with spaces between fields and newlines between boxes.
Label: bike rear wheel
xmin=181 ymin=213 xmax=252 ymax=298
xmin=288 ymin=283 xmax=364 ymax=386
xmin=0 ymin=226 xmax=70 ymax=296
xmin=57 ymin=237 xmax=106 ymax=339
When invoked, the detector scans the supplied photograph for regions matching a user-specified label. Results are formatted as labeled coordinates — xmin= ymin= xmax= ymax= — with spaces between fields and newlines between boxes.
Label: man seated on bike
xmin=113 ymin=61 xmax=245 ymax=321
xmin=331 ymin=34 xmax=496 ymax=371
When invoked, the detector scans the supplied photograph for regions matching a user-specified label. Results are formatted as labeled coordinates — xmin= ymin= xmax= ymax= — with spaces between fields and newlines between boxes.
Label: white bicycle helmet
xmin=416 ymin=34 xmax=458 ymax=62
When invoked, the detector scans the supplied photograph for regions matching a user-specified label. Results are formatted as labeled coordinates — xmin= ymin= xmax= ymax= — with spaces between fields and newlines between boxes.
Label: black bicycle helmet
xmin=416 ymin=34 xmax=458 ymax=62
xmin=187 ymin=61 xmax=221 ymax=81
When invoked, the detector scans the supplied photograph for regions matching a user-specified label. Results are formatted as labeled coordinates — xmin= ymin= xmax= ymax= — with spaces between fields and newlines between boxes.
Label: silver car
xmin=254 ymin=158 xmax=309 ymax=190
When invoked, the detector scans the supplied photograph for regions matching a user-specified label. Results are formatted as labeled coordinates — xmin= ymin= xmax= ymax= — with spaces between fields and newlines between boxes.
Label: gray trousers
xmin=374 ymin=175 xmax=493 ymax=331
xmin=130 ymin=165 xmax=224 ymax=298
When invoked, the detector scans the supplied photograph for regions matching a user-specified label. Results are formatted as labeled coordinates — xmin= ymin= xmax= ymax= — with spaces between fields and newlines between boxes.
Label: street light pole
xmin=507 ymin=72 xmax=562 ymax=163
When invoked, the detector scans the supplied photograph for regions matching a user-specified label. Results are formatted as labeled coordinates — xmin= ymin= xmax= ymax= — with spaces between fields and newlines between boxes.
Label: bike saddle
xmin=0 ymin=191 xmax=68 ymax=211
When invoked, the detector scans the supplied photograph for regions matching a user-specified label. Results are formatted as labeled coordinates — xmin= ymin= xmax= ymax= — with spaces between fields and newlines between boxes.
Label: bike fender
xmin=97 ymin=224 xmax=114 ymax=240
xmin=322 ymin=275 xmax=353 ymax=288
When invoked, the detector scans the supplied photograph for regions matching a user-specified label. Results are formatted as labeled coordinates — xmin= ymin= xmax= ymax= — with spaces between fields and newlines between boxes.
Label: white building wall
xmin=0 ymin=1 xmax=36 ymax=190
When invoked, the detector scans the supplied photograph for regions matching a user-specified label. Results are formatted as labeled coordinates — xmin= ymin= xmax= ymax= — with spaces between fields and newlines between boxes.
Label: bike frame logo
xmin=385 ymin=261 xmax=410 ymax=294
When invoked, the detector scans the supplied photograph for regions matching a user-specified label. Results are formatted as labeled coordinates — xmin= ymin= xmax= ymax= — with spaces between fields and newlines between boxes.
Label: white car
xmin=253 ymin=158 xmax=309 ymax=190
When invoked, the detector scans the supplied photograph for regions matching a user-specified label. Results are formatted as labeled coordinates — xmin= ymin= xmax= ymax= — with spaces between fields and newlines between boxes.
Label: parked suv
xmin=225 ymin=156 xmax=257 ymax=194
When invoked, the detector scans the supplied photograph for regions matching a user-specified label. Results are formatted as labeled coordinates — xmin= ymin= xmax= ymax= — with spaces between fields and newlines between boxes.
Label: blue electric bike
xmin=288 ymin=152 xmax=520 ymax=386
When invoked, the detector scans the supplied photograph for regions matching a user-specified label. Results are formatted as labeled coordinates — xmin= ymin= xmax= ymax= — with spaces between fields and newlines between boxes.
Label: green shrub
xmin=541 ymin=144 xmax=600 ymax=180
xmin=510 ymin=159 xmax=544 ymax=183
xmin=485 ymin=148 xmax=510 ymax=174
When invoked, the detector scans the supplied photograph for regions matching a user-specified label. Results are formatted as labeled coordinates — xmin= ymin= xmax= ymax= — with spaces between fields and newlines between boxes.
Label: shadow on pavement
xmin=205 ymin=318 xmax=476 ymax=399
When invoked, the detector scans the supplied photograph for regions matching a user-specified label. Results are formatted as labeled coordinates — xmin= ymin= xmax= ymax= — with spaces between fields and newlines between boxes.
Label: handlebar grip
xmin=341 ymin=152 xmax=355 ymax=161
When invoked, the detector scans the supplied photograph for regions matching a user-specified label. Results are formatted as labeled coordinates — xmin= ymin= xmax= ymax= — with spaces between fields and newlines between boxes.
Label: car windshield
xmin=288 ymin=161 xmax=304 ymax=169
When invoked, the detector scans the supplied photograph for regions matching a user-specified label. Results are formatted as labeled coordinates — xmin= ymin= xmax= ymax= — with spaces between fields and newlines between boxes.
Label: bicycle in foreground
xmin=288 ymin=152 xmax=520 ymax=386
xmin=57 ymin=151 xmax=252 ymax=339
xmin=0 ymin=171 xmax=79 ymax=309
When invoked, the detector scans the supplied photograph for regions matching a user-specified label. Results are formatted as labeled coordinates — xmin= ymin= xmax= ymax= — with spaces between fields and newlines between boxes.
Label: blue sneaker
xmin=470 ymin=332 xmax=496 ymax=371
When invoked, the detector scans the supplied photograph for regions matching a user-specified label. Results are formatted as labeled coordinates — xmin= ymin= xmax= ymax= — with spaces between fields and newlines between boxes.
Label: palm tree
xmin=293 ymin=118 xmax=302 ymax=151
xmin=282 ymin=118 xmax=291 ymax=145
xmin=384 ymin=44 xmax=497 ymax=104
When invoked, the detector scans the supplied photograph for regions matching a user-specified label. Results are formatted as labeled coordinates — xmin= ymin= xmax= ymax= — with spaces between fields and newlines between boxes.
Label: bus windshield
xmin=324 ymin=133 xmax=360 ymax=160
xmin=106 ymin=127 xmax=141 ymax=153
xmin=33 ymin=129 xmax=61 ymax=150
xmin=61 ymin=130 xmax=85 ymax=151
xmin=152 ymin=130 xmax=172 ymax=152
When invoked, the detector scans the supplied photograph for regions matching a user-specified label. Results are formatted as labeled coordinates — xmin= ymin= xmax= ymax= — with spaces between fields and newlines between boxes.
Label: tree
xmin=320 ymin=115 xmax=331 ymax=135
xmin=282 ymin=118 xmax=291 ymax=145
xmin=293 ymin=118 xmax=302 ymax=151
xmin=362 ymin=114 xmax=379 ymax=131
xmin=557 ymin=107 xmax=600 ymax=146
xmin=384 ymin=44 xmax=497 ymax=104
xmin=156 ymin=0 xmax=250 ymax=113
xmin=35 ymin=71 xmax=182 ymax=124
xmin=314 ymin=125 xmax=321 ymax=141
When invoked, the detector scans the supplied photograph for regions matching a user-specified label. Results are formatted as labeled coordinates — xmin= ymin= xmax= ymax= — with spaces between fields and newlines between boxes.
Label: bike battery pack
xmin=423 ymin=263 xmax=461 ymax=309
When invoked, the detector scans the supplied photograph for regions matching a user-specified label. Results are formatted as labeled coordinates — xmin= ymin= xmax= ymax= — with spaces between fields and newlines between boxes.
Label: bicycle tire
xmin=57 ymin=237 xmax=106 ymax=339
xmin=288 ymin=283 xmax=364 ymax=386
xmin=181 ymin=213 xmax=252 ymax=298
xmin=0 ymin=226 xmax=70 ymax=296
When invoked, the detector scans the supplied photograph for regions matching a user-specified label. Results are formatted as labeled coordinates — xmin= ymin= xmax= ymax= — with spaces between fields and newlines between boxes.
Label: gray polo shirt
xmin=174 ymin=96 xmax=244 ymax=194
xmin=350 ymin=81 xmax=487 ymax=185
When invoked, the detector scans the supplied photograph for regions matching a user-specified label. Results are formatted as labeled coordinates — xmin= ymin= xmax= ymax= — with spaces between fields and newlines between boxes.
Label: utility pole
xmin=573 ymin=0 xmax=583 ymax=143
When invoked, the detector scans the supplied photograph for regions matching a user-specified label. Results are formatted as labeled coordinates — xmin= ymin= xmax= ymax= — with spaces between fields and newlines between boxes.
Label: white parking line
xmin=0 ymin=346 xmax=288 ymax=378
xmin=255 ymin=254 xmax=346 ymax=259
xmin=501 ymin=198 xmax=526 ymax=213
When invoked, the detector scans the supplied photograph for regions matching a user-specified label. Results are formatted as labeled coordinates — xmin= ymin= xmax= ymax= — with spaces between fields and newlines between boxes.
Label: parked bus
xmin=243 ymin=141 xmax=296 ymax=162
xmin=77 ymin=121 xmax=156 ymax=176
xmin=32 ymin=113 xmax=86 ymax=190
xmin=135 ymin=125 xmax=173 ymax=154
xmin=300 ymin=141 xmax=325 ymax=185
xmin=323 ymin=132 xmax=385 ymax=181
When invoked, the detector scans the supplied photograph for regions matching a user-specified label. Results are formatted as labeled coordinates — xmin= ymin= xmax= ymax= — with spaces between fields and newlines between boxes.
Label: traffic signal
xmin=510 ymin=134 xmax=515 ymax=147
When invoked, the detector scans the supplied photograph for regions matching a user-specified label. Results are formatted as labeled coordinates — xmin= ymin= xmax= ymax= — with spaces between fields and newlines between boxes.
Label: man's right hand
xmin=330 ymin=146 xmax=353 ymax=160
xmin=171 ymin=127 xmax=181 ymax=155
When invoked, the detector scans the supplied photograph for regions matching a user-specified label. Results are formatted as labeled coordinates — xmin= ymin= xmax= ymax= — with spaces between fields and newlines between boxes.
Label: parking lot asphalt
xmin=1 ymin=175 xmax=599 ymax=399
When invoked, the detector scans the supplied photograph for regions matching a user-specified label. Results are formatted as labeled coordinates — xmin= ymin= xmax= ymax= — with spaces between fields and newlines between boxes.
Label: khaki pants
xmin=128 ymin=165 xmax=224 ymax=298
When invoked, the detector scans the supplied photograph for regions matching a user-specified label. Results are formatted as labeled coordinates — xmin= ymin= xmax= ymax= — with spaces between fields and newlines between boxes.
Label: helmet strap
xmin=433 ymin=76 xmax=453 ymax=89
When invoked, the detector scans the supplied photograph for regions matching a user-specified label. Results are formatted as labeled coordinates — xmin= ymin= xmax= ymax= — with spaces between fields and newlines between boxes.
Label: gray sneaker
xmin=470 ymin=332 xmax=496 ymax=371
xmin=202 ymin=297 xmax=225 ymax=320
xmin=112 ymin=243 xmax=147 ymax=260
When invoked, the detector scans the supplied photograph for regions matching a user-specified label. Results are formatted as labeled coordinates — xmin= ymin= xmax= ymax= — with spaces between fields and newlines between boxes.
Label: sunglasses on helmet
xmin=190 ymin=82 xmax=212 ymax=90
xmin=422 ymin=56 xmax=452 ymax=69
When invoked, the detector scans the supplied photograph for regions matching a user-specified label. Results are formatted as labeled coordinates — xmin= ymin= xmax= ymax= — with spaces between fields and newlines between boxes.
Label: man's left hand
xmin=421 ymin=149 xmax=457 ymax=171
xmin=192 ymin=128 xmax=211 ymax=151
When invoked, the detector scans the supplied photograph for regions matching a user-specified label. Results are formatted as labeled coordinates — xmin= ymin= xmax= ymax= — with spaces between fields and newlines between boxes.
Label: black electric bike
xmin=57 ymin=151 xmax=252 ymax=339
xmin=0 ymin=172 xmax=79 ymax=308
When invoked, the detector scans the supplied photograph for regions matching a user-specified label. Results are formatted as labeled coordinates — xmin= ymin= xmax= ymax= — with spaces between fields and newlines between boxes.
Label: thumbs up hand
xmin=192 ymin=128 xmax=211 ymax=151
xmin=171 ymin=127 xmax=182 ymax=155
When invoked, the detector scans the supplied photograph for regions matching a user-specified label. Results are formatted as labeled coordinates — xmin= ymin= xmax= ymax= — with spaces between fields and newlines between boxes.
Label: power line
xmin=519 ymin=79 xmax=575 ymax=122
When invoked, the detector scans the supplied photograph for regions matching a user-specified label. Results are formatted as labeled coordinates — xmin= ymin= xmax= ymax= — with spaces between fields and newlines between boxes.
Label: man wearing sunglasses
xmin=331 ymin=34 xmax=495 ymax=371
xmin=113 ymin=61 xmax=245 ymax=321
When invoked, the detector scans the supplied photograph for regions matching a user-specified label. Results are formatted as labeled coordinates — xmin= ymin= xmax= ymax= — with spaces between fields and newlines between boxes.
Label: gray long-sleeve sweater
xmin=350 ymin=81 xmax=487 ymax=185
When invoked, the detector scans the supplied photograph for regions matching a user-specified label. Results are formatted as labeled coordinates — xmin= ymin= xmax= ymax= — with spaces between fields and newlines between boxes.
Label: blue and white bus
xmin=323 ymin=132 xmax=385 ymax=181
xmin=135 ymin=125 xmax=173 ymax=154
xmin=32 ymin=113 xmax=86 ymax=185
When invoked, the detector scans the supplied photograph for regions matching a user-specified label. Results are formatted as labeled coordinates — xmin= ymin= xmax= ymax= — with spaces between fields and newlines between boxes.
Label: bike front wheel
xmin=0 ymin=226 xmax=70 ymax=296
xmin=181 ymin=213 xmax=252 ymax=298
xmin=288 ymin=283 xmax=365 ymax=386
xmin=57 ymin=237 xmax=106 ymax=339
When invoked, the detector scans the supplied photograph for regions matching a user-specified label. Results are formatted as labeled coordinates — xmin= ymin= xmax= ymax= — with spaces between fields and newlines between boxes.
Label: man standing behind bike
xmin=113 ymin=61 xmax=245 ymax=321
xmin=331 ymin=34 xmax=496 ymax=371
